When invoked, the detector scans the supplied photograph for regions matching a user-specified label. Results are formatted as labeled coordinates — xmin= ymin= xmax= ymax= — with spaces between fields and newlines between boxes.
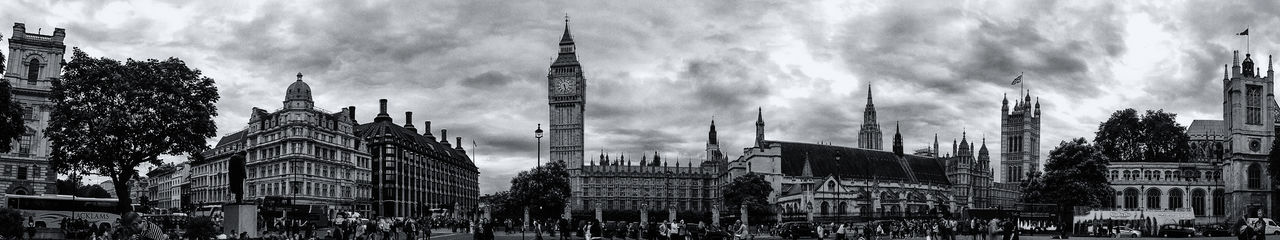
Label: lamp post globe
xmin=536 ymin=124 xmax=544 ymax=166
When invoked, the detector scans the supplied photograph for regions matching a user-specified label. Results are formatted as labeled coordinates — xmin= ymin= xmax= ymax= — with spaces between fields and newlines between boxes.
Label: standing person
xmin=1256 ymin=209 xmax=1268 ymax=240
xmin=584 ymin=221 xmax=596 ymax=240
xmin=560 ymin=219 xmax=572 ymax=240
xmin=735 ymin=221 xmax=750 ymax=240
xmin=659 ymin=221 xmax=670 ymax=240
xmin=670 ymin=220 xmax=683 ymax=240
xmin=533 ymin=220 xmax=544 ymax=240
xmin=836 ymin=223 xmax=847 ymax=240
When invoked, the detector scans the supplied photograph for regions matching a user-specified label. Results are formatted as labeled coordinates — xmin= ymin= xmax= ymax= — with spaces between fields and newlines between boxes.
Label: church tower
xmin=1222 ymin=50 xmax=1274 ymax=220
xmin=548 ymin=17 xmax=587 ymax=209
xmin=1001 ymin=90 xmax=1041 ymax=183
xmin=859 ymin=85 xmax=883 ymax=150
xmin=0 ymin=23 xmax=65 ymax=195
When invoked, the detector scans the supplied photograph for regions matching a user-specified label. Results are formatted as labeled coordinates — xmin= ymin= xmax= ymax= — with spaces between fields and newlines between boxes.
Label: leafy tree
xmin=78 ymin=185 xmax=112 ymax=198
xmin=1272 ymin=135 xmax=1280 ymax=185
xmin=0 ymin=79 xmax=24 ymax=151
xmin=56 ymin=173 xmax=84 ymax=195
xmin=0 ymin=49 xmax=19 ymax=151
xmin=1021 ymin=138 xmax=1113 ymax=238
xmin=723 ymin=173 xmax=774 ymax=219
xmin=1094 ymin=109 xmax=1191 ymax=162
xmin=0 ymin=207 xmax=19 ymax=239
xmin=47 ymin=48 xmax=219 ymax=214
xmin=1018 ymin=171 xmax=1047 ymax=204
xmin=505 ymin=162 xmax=572 ymax=220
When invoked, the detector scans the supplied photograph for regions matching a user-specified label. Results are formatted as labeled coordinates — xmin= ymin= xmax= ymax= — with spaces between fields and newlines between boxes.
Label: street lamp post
xmin=536 ymin=124 xmax=544 ymax=166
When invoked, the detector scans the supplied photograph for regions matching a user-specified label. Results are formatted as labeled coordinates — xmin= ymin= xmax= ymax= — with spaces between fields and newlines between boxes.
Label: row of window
xmin=246 ymin=180 xmax=366 ymax=199
xmin=1114 ymin=188 xmax=1225 ymax=216
xmin=1109 ymin=169 xmax=1223 ymax=182
xmin=581 ymin=199 xmax=711 ymax=211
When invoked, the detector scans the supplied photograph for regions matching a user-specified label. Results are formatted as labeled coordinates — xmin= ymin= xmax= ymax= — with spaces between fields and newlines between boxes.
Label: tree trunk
xmin=114 ymin=169 xmax=136 ymax=215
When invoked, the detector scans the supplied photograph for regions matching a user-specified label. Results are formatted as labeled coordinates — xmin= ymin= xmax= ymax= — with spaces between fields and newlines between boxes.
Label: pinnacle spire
xmin=560 ymin=14 xmax=573 ymax=45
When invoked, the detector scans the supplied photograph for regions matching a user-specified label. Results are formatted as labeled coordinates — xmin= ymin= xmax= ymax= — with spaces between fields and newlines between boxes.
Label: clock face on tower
xmin=554 ymin=77 xmax=577 ymax=95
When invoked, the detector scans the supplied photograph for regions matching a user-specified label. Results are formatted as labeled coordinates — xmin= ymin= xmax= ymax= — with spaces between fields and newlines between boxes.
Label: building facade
xmin=1106 ymin=51 xmax=1275 ymax=223
xmin=190 ymin=131 xmax=246 ymax=206
xmin=239 ymin=73 xmax=373 ymax=214
xmin=0 ymin=23 xmax=63 ymax=196
xmin=1001 ymin=92 xmax=1041 ymax=183
xmin=354 ymin=99 xmax=480 ymax=218
xmin=728 ymin=109 xmax=953 ymax=221
xmin=943 ymin=134 xmax=994 ymax=210
xmin=145 ymin=163 xmax=188 ymax=211
xmin=576 ymin=121 xmax=726 ymax=212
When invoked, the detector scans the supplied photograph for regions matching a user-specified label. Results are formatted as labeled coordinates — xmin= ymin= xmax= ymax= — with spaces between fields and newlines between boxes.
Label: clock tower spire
xmin=549 ymin=15 xmax=587 ymax=211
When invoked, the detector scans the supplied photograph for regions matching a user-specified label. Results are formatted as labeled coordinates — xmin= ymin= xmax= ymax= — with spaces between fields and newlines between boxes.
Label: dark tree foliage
xmin=185 ymin=216 xmax=219 ymax=240
xmin=0 ymin=207 xmax=19 ymax=239
xmin=503 ymin=162 xmax=572 ymax=219
xmin=0 ymin=79 xmax=24 ymax=151
xmin=1021 ymin=138 xmax=1113 ymax=238
xmin=0 ymin=49 xmax=17 ymax=152
xmin=723 ymin=173 xmax=774 ymax=217
xmin=48 ymin=48 xmax=219 ymax=214
xmin=1094 ymin=109 xmax=1191 ymax=162
xmin=1270 ymin=135 xmax=1280 ymax=185
xmin=54 ymin=174 xmax=112 ymax=198
xmin=1019 ymin=171 xmax=1047 ymax=204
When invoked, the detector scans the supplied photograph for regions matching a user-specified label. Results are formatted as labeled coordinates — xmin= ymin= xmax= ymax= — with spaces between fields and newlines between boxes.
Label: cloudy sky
xmin=5 ymin=0 xmax=1277 ymax=194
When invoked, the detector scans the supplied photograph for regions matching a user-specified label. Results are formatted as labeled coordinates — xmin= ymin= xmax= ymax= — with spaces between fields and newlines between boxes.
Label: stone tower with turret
xmin=1221 ymin=51 xmax=1274 ymax=221
xmin=1001 ymin=90 xmax=1041 ymax=183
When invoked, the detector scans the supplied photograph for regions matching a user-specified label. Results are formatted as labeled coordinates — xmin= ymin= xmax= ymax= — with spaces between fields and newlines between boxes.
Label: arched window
xmin=820 ymin=201 xmax=830 ymax=215
xmin=1169 ymin=188 xmax=1183 ymax=210
xmin=1146 ymin=188 xmax=1162 ymax=209
xmin=26 ymin=59 xmax=39 ymax=85
xmin=1192 ymin=189 xmax=1206 ymax=216
xmin=1123 ymin=170 xmax=1130 ymax=180
xmin=1123 ymin=188 xmax=1140 ymax=209
xmin=1248 ymin=163 xmax=1262 ymax=189
xmin=1212 ymin=189 xmax=1225 ymax=216
xmin=839 ymin=202 xmax=848 ymax=214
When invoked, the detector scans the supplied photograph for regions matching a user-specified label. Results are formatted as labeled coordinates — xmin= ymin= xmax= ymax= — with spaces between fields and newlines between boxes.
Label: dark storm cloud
xmin=11 ymin=0 xmax=1276 ymax=193
xmin=461 ymin=71 xmax=516 ymax=88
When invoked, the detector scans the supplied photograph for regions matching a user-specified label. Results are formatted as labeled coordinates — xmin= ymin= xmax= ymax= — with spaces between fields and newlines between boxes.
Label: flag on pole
xmin=1238 ymin=29 xmax=1250 ymax=36
xmin=1011 ymin=73 xmax=1023 ymax=85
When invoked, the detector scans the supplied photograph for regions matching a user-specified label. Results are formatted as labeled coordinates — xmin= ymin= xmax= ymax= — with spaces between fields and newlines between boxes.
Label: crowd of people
xmin=777 ymin=214 xmax=1024 ymax=240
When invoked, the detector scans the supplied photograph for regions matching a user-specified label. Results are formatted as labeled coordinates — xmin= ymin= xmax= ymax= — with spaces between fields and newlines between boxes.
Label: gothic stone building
xmin=729 ymin=104 xmax=952 ymax=222
xmin=548 ymin=19 xmax=724 ymax=214
xmin=1108 ymin=51 xmax=1275 ymax=223
xmin=0 ymin=23 xmax=63 ymax=196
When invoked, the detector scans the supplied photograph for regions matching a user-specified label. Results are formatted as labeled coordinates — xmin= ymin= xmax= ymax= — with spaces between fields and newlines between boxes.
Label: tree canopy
xmin=1021 ymin=138 xmax=1113 ymax=207
xmin=48 ymin=48 xmax=219 ymax=213
xmin=723 ymin=173 xmax=773 ymax=214
xmin=1094 ymin=109 xmax=1191 ymax=162
xmin=494 ymin=162 xmax=572 ymax=220
xmin=0 ymin=49 xmax=26 ymax=151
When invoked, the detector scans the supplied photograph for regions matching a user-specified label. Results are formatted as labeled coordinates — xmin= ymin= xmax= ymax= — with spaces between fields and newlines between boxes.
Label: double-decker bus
xmin=4 ymin=194 xmax=127 ymax=229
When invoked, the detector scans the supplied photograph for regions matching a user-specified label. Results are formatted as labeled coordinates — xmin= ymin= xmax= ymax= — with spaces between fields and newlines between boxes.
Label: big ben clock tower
xmin=549 ymin=17 xmax=586 ymax=209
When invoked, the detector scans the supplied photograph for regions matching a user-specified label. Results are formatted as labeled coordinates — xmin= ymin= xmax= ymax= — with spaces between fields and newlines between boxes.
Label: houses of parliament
xmin=546 ymin=18 xmax=725 ymax=215
xmin=544 ymin=18 xmax=1044 ymax=218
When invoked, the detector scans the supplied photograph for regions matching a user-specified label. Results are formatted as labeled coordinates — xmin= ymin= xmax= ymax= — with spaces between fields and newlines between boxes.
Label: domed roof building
xmin=285 ymin=72 xmax=314 ymax=109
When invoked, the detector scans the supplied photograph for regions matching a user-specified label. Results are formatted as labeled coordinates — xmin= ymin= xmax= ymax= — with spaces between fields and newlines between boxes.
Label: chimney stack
xmin=404 ymin=112 xmax=416 ymax=133
xmin=347 ymin=106 xmax=357 ymax=122
xmin=456 ymin=137 xmax=464 ymax=150
xmin=441 ymin=129 xmax=450 ymax=147
xmin=374 ymin=99 xmax=392 ymax=123
xmin=423 ymin=121 xmax=435 ymax=139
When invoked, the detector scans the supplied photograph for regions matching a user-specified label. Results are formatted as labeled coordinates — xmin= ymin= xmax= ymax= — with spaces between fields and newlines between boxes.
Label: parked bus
xmin=3 ymin=194 xmax=129 ymax=229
